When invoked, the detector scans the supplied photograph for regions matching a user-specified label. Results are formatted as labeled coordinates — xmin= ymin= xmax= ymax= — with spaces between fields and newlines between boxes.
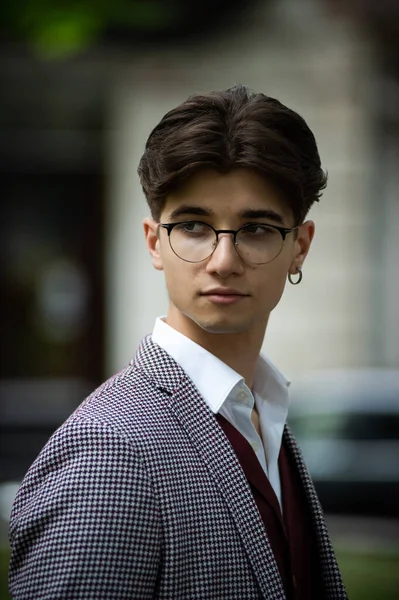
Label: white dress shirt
xmin=152 ymin=317 xmax=290 ymax=508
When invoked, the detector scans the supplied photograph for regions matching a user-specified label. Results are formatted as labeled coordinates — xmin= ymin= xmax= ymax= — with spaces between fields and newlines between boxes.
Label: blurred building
xmin=1 ymin=0 xmax=399 ymax=485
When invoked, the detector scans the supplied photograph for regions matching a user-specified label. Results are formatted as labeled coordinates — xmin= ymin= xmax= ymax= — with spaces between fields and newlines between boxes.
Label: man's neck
xmin=165 ymin=311 xmax=267 ymax=389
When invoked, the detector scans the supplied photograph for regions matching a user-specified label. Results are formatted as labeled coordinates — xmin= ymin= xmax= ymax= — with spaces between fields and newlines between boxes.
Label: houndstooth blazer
xmin=9 ymin=336 xmax=348 ymax=600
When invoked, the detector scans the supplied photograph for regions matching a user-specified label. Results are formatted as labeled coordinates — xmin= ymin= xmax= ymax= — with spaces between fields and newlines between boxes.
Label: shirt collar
xmin=152 ymin=317 xmax=290 ymax=414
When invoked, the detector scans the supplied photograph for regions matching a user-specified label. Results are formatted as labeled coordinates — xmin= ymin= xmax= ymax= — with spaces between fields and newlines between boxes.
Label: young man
xmin=9 ymin=85 xmax=348 ymax=599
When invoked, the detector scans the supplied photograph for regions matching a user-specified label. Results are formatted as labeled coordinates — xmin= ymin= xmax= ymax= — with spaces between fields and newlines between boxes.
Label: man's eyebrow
xmin=239 ymin=208 xmax=285 ymax=224
xmin=167 ymin=205 xmax=213 ymax=220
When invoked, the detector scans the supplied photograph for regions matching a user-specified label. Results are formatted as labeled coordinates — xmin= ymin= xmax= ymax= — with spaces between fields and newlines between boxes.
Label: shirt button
xmin=238 ymin=391 xmax=247 ymax=401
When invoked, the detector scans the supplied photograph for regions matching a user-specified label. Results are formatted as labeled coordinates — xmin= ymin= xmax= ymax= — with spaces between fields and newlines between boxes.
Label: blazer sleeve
xmin=9 ymin=417 xmax=162 ymax=600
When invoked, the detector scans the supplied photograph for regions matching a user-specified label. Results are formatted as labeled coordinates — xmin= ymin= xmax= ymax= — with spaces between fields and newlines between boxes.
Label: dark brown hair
xmin=138 ymin=84 xmax=327 ymax=224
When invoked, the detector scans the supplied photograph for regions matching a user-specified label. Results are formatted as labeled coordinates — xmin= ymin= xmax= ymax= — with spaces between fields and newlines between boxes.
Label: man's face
xmin=144 ymin=169 xmax=314 ymax=340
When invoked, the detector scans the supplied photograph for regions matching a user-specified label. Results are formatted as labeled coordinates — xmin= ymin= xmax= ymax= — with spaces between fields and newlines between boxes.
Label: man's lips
xmin=200 ymin=289 xmax=249 ymax=305
xmin=200 ymin=288 xmax=248 ymax=296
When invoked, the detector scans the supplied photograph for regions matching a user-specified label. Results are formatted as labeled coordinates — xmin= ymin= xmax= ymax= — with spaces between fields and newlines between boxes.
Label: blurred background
xmin=0 ymin=0 xmax=398 ymax=597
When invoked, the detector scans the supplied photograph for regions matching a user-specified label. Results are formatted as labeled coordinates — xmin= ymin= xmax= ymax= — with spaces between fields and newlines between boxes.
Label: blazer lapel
xmin=134 ymin=336 xmax=286 ymax=600
xmin=283 ymin=426 xmax=348 ymax=599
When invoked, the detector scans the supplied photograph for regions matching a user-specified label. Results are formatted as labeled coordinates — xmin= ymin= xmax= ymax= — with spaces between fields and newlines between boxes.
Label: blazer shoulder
xmin=69 ymin=360 xmax=172 ymax=437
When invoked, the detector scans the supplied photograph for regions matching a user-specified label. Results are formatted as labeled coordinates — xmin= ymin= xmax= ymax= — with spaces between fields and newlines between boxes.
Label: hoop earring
xmin=288 ymin=267 xmax=302 ymax=285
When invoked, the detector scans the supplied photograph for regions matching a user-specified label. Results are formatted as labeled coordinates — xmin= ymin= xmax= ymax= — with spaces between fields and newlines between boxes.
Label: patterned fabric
xmin=9 ymin=337 xmax=348 ymax=599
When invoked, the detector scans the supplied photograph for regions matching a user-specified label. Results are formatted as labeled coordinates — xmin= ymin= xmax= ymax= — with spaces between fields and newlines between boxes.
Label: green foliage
xmin=0 ymin=547 xmax=10 ymax=600
xmin=336 ymin=549 xmax=399 ymax=600
xmin=0 ymin=0 xmax=177 ymax=59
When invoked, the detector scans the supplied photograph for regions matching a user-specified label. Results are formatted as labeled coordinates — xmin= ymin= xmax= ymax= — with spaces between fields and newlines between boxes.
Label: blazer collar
xmin=133 ymin=335 xmax=188 ymax=393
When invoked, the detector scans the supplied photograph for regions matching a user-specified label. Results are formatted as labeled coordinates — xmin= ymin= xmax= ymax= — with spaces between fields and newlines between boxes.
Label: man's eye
xmin=177 ymin=222 xmax=209 ymax=234
xmin=184 ymin=222 xmax=200 ymax=231
xmin=243 ymin=225 xmax=272 ymax=235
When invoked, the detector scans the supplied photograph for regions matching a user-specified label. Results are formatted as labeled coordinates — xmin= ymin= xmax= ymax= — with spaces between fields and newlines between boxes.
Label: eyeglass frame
xmin=158 ymin=220 xmax=299 ymax=265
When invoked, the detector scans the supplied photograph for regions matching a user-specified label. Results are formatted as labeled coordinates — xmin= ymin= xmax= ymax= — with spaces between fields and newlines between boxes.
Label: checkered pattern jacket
xmin=9 ymin=336 xmax=348 ymax=599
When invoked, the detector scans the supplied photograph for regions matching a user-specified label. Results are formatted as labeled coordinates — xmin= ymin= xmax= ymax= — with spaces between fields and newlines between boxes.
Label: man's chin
xmin=193 ymin=316 xmax=251 ymax=335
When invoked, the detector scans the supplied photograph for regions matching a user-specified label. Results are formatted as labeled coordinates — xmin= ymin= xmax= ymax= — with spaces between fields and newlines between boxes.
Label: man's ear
xmin=289 ymin=220 xmax=315 ymax=275
xmin=143 ymin=217 xmax=164 ymax=271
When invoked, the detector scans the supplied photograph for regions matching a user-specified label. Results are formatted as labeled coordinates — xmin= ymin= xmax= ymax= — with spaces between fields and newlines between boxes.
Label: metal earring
xmin=288 ymin=267 xmax=303 ymax=285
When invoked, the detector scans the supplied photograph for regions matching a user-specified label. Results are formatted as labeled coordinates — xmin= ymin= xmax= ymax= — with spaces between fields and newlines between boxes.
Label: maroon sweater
xmin=216 ymin=414 xmax=322 ymax=600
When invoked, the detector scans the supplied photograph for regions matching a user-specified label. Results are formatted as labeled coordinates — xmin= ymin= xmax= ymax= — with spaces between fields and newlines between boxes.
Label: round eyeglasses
xmin=158 ymin=221 xmax=298 ymax=265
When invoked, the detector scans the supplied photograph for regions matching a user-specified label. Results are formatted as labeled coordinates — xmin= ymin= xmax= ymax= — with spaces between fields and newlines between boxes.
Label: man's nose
xmin=205 ymin=233 xmax=244 ymax=276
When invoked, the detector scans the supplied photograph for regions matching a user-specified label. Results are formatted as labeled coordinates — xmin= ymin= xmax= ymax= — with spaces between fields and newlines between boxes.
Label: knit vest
xmin=216 ymin=414 xmax=321 ymax=600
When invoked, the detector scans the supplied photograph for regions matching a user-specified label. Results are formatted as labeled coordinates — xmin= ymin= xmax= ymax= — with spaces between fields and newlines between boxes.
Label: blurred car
xmin=287 ymin=369 xmax=399 ymax=517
